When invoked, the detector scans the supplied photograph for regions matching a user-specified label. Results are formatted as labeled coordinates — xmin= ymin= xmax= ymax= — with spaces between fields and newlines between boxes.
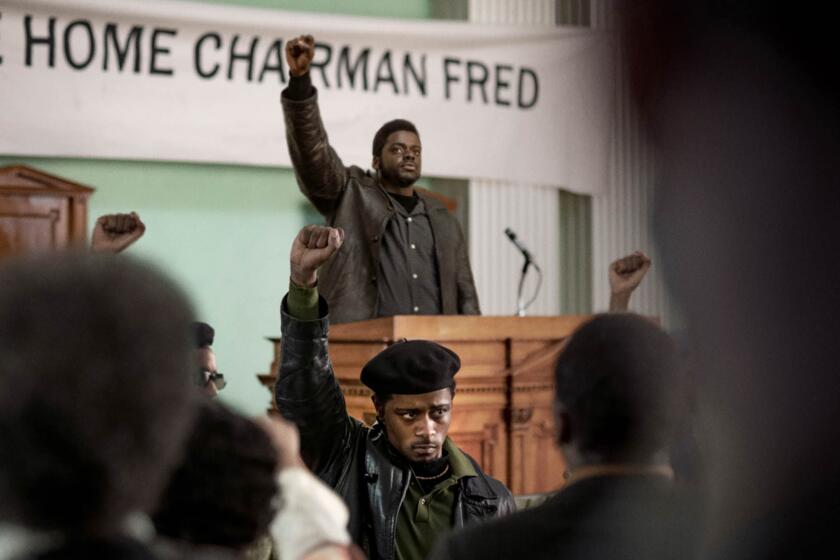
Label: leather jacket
xmin=275 ymin=297 xmax=514 ymax=560
xmin=281 ymin=89 xmax=481 ymax=324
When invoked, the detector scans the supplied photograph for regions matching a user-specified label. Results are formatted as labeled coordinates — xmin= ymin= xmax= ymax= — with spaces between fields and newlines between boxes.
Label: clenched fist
xmin=286 ymin=34 xmax=315 ymax=77
xmin=290 ymin=225 xmax=344 ymax=288
xmin=90 ymin=212 xmax=146 ymax=254
xmin=609 ymin=251 xmax=652 ymax=311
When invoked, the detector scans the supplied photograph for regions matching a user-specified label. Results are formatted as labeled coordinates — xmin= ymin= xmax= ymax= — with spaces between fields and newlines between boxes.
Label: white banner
xmin=0 ymin=0 xmax=614 ymax=194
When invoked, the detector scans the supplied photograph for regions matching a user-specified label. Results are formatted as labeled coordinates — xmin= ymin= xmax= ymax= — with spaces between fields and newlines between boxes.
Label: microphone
xmin=504 ymin=228 xmax=533 ymax=262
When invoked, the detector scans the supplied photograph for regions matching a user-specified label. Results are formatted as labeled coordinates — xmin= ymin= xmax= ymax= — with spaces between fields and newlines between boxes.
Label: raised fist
xmin=286 ymin=34 xmax=315 ymax=77
xmin=609 ymin=251 xmax=652 ymax=311
xmin=90 ymin=212 xmax=146 ymax=254
xmin=290 ymin=225 xmax=344 ymax=287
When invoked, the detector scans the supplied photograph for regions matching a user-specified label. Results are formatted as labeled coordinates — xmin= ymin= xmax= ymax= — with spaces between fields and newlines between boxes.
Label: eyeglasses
xmin=198 ymin=369 xmax=227 ymax=391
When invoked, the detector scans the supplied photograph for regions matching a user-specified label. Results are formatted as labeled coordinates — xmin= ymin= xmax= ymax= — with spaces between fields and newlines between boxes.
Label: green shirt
xmin=395 ymin=438 xmax=478 ymax=560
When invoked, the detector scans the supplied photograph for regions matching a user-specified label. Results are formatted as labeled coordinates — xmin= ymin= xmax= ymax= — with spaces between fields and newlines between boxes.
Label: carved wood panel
xmin=0 ymin=199 xmax=67 ymax=255
xmin=0 ymin=165 xmax=93 ymax=258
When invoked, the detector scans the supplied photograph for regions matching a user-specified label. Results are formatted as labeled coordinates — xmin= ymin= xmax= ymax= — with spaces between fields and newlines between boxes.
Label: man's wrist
xmin=290 ymin=269 xmax=317 ymax=288
xmin=609 ymin=291 xmax=632 ymax=312
xmin=286 ymin=72 xmax=314 ymax=100
xmin=287 ymin=278 xmax=320 ymax=321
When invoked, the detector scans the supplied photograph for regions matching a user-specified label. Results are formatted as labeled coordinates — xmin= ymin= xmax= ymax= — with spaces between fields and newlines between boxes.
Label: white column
xmin=588 ymin=0 xmax=673 ymax=320
xmin=468 ymin=0 xmax=560 ymax=316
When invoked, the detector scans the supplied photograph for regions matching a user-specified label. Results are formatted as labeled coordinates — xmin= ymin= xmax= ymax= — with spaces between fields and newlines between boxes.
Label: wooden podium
xmin=259 ymin=314 xmax=591 ymax=495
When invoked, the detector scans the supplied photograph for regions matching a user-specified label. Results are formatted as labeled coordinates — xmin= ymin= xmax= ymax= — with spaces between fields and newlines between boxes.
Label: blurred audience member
xmin=153 ymin=401 xmax=276 ymax=559
xmin=430 ymin=313 xmax=693 ymax=560
xmin=621 ymin=1 xmax=840 ymax=557
xmin=0 ymin=252 xmax=196 ymax=559
xmin=608 ymin=251 xmax=652 ymax=311
xmin=153 ymin=401 xmax=354 ymax=560
xmin=90 ymin=212 xmax=146 ymax=254
xmin=90 ymin=213 xmax=225 ymax=398
xmin=193 ymin=322 xmax=226 ymax=397
xmin=255 ymin=415 xmax=357 ymax=560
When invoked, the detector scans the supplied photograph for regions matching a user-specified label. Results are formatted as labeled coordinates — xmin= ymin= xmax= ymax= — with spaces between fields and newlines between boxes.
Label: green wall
xmin=0 ymin=0 xmax=433 ymax=415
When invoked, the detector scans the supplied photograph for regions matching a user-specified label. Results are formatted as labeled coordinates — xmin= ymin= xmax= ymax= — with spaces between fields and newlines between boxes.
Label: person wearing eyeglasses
xmin=193 ymin=322 xmax=226 ymax=397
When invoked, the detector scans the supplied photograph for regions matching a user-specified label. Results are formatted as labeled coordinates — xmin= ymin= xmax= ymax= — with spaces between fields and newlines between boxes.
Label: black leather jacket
xmin=274 ymin=297 xmax=514 ymax=560
xmin=281 ymin=89 xmax=481 ymax=324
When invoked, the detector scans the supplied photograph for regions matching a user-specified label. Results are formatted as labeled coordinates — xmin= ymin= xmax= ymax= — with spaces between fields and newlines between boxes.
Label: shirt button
xmin=410 ymin=244 xmax=416 ymax=250
xmin=413 ymin=306 xmax=420 ymax=313
xmin=412 ymin=273 xmax=418 ymax=279
xmin=407 ymin=217 xmax=413 ymax=223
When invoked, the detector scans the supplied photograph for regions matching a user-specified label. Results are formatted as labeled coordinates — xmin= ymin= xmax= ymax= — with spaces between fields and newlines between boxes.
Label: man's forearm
xmin=281 ymin=81 xmax=348 ymax=216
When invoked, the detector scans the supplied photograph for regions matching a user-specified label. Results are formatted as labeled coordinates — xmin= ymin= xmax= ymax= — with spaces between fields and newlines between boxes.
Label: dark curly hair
xmin=153 ymin=400 xmax=278 ymax=550
xmin=0 ymin=252 xmax=197 ymax=533
xmin=371 ymin=119 xmax=420 ymax=159
xmin=193 ymin=321 xmax=215 ymax=348
xmin=554 ymin=313 xmax=681 ymax=461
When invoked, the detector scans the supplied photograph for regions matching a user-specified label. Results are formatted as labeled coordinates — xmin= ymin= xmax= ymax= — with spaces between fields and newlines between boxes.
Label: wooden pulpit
xmin=259 ymin=314 xmax=592 ymax=495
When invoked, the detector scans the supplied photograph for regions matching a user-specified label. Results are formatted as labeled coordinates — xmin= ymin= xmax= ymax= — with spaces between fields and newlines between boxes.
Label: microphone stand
xmin=516 ymin=256 xmax=542 ymax=317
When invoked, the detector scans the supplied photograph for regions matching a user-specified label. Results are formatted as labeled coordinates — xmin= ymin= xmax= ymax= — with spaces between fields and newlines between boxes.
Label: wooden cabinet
xmin=0 ymin=165 xmax=93 ymax=257
xmin=259 ymin=314 xmax=592 ymax=495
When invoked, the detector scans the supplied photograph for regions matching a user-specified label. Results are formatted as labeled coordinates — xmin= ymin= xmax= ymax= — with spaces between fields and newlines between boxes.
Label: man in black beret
xmin=275 ymin=225 xmax=514 ymax=560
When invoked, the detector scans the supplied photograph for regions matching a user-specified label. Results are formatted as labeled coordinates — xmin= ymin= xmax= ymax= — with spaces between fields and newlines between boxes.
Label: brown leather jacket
xmin=281 ymin=90 xmax=481 ymax=324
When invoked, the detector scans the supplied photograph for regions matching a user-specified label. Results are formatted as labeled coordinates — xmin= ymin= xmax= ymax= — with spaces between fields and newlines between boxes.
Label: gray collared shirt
xmin=376 ymin=193 xmax=442 ymax=317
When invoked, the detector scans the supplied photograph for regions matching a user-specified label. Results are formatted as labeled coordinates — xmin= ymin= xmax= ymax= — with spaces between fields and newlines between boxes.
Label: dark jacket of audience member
xmin=430 ymin=314 xmax=695 ymax=560
xmin=0 ymin=252 xmax=197 ymax=558
xmin=621 ymin=2 xmax=840 ymax=558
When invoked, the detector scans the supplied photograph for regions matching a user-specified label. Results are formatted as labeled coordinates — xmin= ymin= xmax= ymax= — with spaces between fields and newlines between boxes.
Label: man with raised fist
xmin=281 ymin=35 xmax=480 ymax=324
xmin=275 ymin=225 xmax=512 ymax=560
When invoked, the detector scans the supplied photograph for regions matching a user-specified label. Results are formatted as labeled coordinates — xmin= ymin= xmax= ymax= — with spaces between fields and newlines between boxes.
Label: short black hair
xmin=0 ymin=252 xmax=196 ymax=533
xmin=372 ymin=119 xmax=420 ymax=159
xmin=554 ymin=313 xmax=680 ymax=461
xmin=153 ymin=401 xmax=278 ymax=551
xmin=193 ymin=321 xmax=215 ymax=348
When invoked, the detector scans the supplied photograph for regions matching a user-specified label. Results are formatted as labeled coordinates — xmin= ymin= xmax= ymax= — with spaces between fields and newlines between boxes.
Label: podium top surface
xmin=326 ymin=314 xmax=592 ymax=342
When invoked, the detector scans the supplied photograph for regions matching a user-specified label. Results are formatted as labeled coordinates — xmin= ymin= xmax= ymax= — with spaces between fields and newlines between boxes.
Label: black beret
xmin=361 ymin=340 xmax=460 ymax=395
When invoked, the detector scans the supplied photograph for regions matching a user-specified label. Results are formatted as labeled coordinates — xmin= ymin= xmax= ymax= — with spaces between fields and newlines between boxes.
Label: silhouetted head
xmin=554 ymin=313 xmax=680 ymax=467
xmin=0 ymin=252 xmax=197 ymax=534
xmin=153 ymin=400 xmax=277 ymax=551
